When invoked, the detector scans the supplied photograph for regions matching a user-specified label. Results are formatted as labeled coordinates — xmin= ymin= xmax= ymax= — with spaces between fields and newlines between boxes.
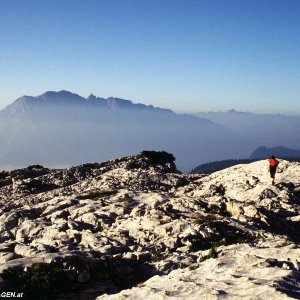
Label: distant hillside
xmin=250 ymin=146 xmax=300 ymax=159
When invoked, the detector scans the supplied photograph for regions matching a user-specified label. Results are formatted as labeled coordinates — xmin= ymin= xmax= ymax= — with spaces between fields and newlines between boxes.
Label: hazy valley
xmin=195 ymin=110 xmax=300 ymax=150
xmin=1 ymin=91 xmax=300 ymax=173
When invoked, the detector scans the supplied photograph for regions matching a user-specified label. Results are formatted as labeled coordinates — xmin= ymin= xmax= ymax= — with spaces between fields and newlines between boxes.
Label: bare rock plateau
xmin=0 ymin=151 xmax=299 ymax=299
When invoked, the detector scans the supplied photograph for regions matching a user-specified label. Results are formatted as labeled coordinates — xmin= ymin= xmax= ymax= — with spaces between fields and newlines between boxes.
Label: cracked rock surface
xmin=0 ymin=153 xmax=299 ymax=299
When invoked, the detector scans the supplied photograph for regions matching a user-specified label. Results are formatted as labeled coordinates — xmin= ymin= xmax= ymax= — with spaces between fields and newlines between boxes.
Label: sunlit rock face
xmin=0 ymin=152 xmax=299 ymax=299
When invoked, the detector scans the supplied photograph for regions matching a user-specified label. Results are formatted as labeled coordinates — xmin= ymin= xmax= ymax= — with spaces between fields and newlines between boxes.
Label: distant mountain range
xmin=0 ymin=91 xmax=253 ymax=172
xmin=195 ymin=110 xmax=300 ymax=149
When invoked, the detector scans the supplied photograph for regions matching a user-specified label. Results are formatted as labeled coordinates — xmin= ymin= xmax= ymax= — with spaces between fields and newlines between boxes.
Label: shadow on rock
xmin=276 ymin=271 xmax=300 ymax=299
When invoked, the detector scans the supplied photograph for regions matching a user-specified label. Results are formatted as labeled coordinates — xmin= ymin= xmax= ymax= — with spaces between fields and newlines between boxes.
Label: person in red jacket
xmin=269 ymin=155 xmax=279 ymax=185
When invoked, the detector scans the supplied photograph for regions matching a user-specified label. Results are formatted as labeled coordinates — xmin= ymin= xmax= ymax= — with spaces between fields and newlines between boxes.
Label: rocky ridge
xmin=0 ymin=151 xmax=299 ymax=299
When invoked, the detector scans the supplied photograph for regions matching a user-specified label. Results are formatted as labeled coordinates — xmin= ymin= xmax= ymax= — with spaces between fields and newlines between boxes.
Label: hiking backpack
xmin=269 ymin=159 xmax=279 ymax=167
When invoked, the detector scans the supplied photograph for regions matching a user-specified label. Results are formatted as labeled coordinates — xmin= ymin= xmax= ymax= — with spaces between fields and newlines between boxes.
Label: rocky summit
xmin=0 ymin=151 xmax=300 ymax=299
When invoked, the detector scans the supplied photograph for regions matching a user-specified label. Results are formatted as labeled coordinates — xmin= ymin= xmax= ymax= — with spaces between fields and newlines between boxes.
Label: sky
xmin=0 ymin=0 xmax=300 ymax=115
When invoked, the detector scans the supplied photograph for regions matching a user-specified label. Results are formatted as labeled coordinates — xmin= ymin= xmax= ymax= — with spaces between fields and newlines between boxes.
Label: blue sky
xmin=0 ymin=0 xmax=300 ymax=114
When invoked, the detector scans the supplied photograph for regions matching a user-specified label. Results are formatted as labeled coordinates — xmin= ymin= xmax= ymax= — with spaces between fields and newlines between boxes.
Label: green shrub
xmin=198 ymin=244 xmax=218 ymax=262
xmin=141 ymin=150 xmax=175 ymax=164
xmin=22 ymin=179 xmax=58 ymax=193
xmin=27 ymin=165 xmax=45 ymax=170
xmin=76 ymin=190 xmax=117 ymax=200
xmin=150 ymin=249 xmax=167 ymax=262
xmin=1 ymin=262 xmax=70 ymax=298
xmin=294 ymin=188 xmax=300 ymax=199
xmin=193 ymin=213 xmax=217 ymax=224
xmin=121 ymin=195 xmax=133 ymax=203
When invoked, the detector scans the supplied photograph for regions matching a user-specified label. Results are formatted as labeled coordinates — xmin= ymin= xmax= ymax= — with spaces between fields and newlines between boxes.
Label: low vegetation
xmin=150 ymin=249 xmax=168 ymax=262
xmin=198 ymin=244 xmax=219 ymax=262
xmin=141 ymin=150 xmax=175 ymax=164
xmin=190 ymin=219 xmax=257 ymax=252
xmin=1 ymin=262 xmax=70 ymax=298
xmin=27 ymin=165 xmax=45 ymax=170
xmin=75 ymin=190 xmax=117 ymax=200
xmin=21 ymin=179 xmax=58 ymax=194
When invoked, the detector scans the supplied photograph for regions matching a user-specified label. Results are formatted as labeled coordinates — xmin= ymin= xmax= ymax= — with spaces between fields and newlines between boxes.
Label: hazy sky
xmin=0 ymin=0 xmax=300 ymax=114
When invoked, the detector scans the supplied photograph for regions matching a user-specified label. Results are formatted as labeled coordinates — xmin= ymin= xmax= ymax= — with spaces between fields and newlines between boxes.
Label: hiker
xmin=269 ymin=155 xmax=279 ymax=185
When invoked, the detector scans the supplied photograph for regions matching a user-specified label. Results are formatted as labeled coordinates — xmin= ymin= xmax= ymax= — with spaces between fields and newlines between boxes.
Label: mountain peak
xmin=250 ymin=146 xmax=300 ymax=159
xmin=107 ymin=97 xmax=134 ymax=110
xmin=42 ymin=90 xmax=75 ymax=96
xmin=39 ymin=90 xmax=85 ymax=102
xmin=87 ymin=93 xmax=97 ymax=100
